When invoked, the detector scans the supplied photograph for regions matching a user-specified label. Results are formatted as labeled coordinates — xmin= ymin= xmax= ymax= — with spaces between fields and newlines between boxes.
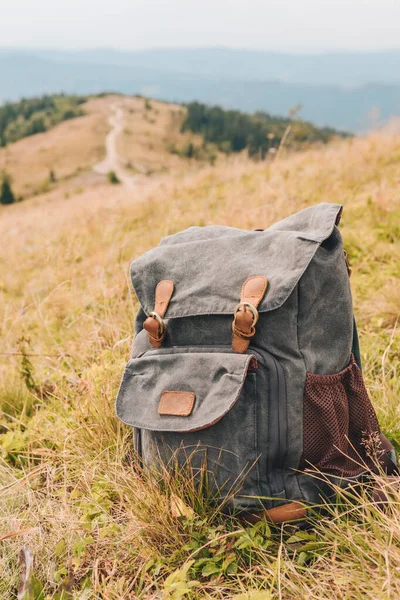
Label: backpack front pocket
xmin=116 ymin=351 xmax=265 ymax=511
xmin=301 ymin=355 xmax=380 ymax=477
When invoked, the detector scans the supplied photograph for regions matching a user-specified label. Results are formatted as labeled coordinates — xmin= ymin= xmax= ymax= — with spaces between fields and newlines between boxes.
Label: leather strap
xmin=232 ymin=276 xmax=268 ymax=353
xmin=143 ymin=280 xmax=174 ymax=348
xmin=153 ymin=280 xmax=174 ymax=318
xmin=241 ymin=501 xmax=306 ymax=524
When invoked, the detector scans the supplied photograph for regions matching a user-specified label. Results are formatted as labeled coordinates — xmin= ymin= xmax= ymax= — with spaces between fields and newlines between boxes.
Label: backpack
xmin=116 ymin=203 xmax=397 ymax=523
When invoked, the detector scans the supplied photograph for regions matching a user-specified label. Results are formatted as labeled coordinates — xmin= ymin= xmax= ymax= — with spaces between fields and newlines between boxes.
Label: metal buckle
xmin=233 ymin=302 xmax=259 ymax=326
xmin=147 ymin=311 xmax=165 ymax=335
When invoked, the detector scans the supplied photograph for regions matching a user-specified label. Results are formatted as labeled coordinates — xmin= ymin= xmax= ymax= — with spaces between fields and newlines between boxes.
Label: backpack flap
xmin=130 ymin=203 xmax=343 ymax=319
xmin=116 ymin=351 xmax=255 ymax=432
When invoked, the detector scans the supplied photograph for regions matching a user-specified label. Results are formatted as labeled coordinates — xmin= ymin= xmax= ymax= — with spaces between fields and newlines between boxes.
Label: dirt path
xmin=93 ymin=104 xmax=136 ymax=187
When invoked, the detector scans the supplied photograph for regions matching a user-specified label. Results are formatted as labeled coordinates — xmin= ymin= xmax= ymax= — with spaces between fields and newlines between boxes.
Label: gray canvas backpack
xmin=116 ymin=203 xmax=397 ymax=523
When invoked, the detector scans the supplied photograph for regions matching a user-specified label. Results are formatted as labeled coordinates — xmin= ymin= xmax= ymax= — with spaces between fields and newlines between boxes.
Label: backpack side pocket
xmin=301 ymin=355 xmax=380 ymax=476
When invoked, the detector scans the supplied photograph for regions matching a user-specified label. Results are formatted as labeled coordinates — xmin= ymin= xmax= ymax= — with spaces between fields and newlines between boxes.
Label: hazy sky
xmin=1 ymin=0 xmax=400 ymax=53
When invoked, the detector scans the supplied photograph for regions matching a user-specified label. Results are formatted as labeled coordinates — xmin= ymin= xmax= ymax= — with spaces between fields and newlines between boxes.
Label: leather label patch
xmin=158 ymin=391 xmax=196 ymax=416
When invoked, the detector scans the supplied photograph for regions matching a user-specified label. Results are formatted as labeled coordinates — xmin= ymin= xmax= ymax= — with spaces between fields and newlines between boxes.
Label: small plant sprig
xmin=17 ymin=335 xmax=39 ymax=395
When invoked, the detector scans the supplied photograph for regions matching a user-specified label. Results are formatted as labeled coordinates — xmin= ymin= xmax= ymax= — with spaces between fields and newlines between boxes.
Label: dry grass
xmin=0 ymin=105 xmax=400 ymax=598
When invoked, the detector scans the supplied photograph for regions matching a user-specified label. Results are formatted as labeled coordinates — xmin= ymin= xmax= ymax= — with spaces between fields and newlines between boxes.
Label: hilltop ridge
xmin=2 ymin=49 xmax=400 ymax=130
xmin=0 ymin=93 xmax=345 ymax=202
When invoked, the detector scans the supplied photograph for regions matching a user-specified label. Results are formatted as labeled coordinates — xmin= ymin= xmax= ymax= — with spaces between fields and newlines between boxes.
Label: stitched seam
xmin=295 ymin=279 xmax=312 ymax=501
xmin=162 ymin=391 xmax=195 ymax=397
xmin=158 ymin=407 xmax=194 ymax=416
xmin=251 ymin=372 xmax=262 ymax=495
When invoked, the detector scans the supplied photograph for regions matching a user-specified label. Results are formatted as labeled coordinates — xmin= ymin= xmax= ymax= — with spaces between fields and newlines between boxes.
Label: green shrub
xmin=181 ymin=102 xmax=349 ymax=160
xmin=0 ymin=94 xmax=87 ymax=146
xmin=107 ymin=171 xmax=120 ymax=184
xmin=0 ymin=171 xmax=16 ymax=205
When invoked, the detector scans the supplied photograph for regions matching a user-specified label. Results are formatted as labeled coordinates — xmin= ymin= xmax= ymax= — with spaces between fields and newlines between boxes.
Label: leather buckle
xmin=233 ymin=302 xmax=259 ymax=326
xmin=232 ymin=276 xmax=268 ymax=353
xmin=147 ymin=311 xmax=165 ymax=336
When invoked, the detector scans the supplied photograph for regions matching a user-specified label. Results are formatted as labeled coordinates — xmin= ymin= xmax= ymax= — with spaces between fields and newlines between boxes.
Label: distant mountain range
xmin=1 ymin=47 xmax=400 ymax=131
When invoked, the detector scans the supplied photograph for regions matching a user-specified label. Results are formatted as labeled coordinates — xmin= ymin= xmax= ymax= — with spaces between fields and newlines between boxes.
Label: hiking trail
xmin=93 ymin=104 xmax=136 ymax=187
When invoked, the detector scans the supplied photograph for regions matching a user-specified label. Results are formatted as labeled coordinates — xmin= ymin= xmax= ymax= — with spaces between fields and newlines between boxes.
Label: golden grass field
xmin=0 ymin=96 xmax=400 ymax=599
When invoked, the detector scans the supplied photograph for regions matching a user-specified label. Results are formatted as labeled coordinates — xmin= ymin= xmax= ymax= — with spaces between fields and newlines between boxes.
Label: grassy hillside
xmin=0 ymin=96 xmax=112 ymax=198
xmin=0 ymin=104 xmax=400 ymax=597
xmin=0 ymin=93 xmax=343 ymax=202
xmin=118 ymin=97 xmax=207 ymax=175
xmin=0 ymin=95 xmax=198 ymax=199
xmin=0 ymin=95 xmax=86 ymax=147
